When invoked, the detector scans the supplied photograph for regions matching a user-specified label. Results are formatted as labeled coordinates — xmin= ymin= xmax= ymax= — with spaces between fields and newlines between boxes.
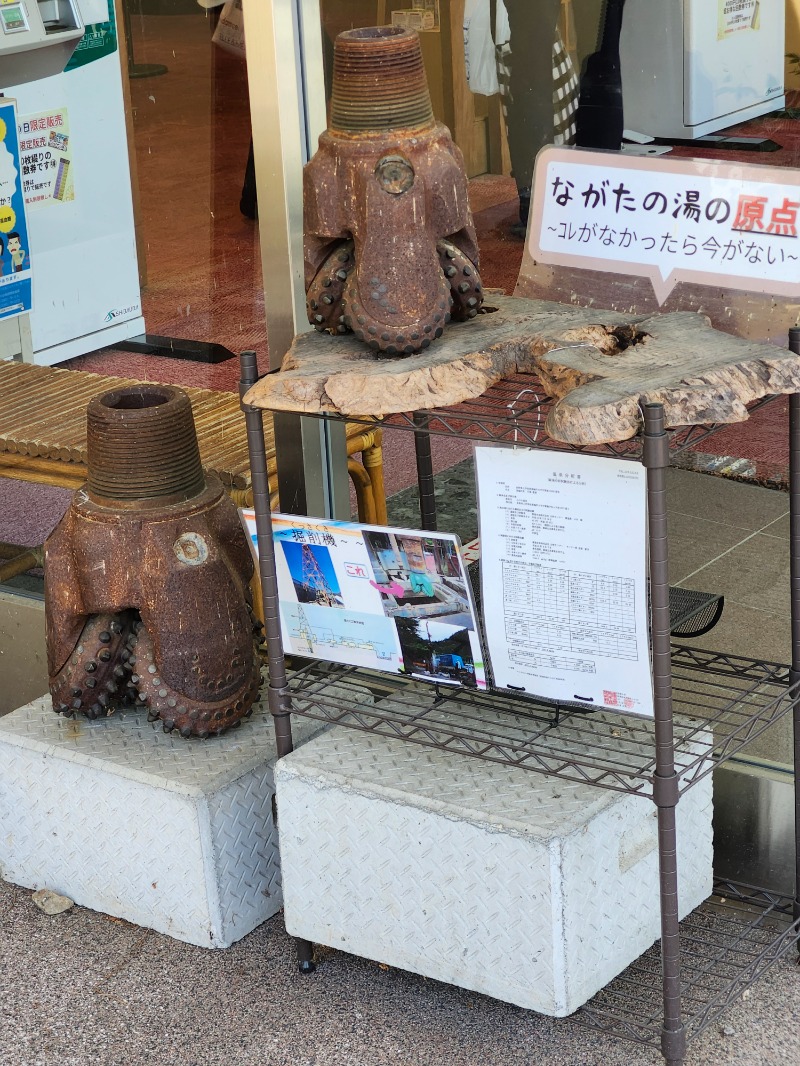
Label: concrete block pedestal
xmin=0 ymin=694 xmax=322 ymax=948
xmin=276 ymin=722 xmax=713 ymax=1016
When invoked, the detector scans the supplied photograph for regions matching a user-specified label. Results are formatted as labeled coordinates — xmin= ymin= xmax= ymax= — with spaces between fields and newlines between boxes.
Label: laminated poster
xmin=18 ymin=107 xmax=74 ymax=208
xmin=475 ymin=446 xmax=654 ymax=718
xmin=240 ymin=511 xmax=486 ymax=688
xmin=718 ymin=0 xmax=759 ymax=39
xmin=0 ymin=99 xmax=32 ymax=322
xmin=530 ymin=146 xmax=800 ymax=308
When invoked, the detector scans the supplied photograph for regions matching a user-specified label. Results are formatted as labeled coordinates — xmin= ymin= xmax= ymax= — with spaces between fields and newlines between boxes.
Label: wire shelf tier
xmin=575 ymin=881 xmax=800 ymax=1049
xmin=295 ymin=374 xmax=776 ymax=459
xmin=284 ymin=645 xmax=798 ymax=799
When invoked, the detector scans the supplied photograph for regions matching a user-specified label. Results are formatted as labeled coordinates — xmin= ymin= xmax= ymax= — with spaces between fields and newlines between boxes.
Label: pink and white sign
xmin=529 ymin=146 xmax=800 ymax=305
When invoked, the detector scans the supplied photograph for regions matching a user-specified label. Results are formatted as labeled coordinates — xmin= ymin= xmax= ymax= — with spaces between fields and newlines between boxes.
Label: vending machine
xmin=621 ymin=0 xmax=785 ymax=140
xmin=0 ymin=0 xmax=143 ymax=363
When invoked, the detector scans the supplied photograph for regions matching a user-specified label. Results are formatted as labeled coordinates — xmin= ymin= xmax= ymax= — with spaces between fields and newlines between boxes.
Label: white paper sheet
xmin=475 ymin=446 xmax=653 ymax=718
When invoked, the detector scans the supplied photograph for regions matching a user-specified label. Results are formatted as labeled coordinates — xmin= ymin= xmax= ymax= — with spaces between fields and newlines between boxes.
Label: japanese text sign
xmin=0 ymin=99 xmax=32 ymax=322
xmin=18 ymin=108 xmax=74 ymax=208
xmin=529 ymin=146 xmax=800 ymax=305
xmin=719 ymin=0 xmax=759 ymax=38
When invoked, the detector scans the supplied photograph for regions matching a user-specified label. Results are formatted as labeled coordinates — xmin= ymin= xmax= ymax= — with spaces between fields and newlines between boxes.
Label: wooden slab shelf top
xmin=243 ymin=294 xmax=800 ymax=445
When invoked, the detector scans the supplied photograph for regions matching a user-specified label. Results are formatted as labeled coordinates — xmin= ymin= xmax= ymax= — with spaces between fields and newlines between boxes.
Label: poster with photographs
xmin=240 ymin=511 xmax=485 ymax=688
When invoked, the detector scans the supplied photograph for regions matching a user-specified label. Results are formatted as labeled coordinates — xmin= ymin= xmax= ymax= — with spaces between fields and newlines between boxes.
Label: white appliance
xmin=621 ymin=0 xmax=785 ymax=139
xmin=0 ymin=0 xmax=143 ymax=364
xmin=0 ymin=0 xmax=84 ymax=84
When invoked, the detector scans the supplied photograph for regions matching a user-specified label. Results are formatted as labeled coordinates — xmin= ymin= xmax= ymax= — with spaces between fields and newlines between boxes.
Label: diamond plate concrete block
xmin=276 ymin=720 xmax=713 ymax=1016
xmin=0 ymin=694 xmax=325 ymax=948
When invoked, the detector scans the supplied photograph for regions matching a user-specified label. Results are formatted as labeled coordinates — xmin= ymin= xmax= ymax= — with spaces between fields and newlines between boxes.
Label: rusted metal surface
xmin=45 ymin=385 xmax=261 ymax=738
xmin=304 ymin=26 xmax=483 ymax=356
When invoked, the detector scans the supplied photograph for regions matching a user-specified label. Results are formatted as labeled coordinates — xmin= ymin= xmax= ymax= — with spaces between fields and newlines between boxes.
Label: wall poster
xmin=18 ymin=108 xmax=74 ymax=208
xmin=718 ymin=0 xmax=760 ymax=39
xmin=475 ymin=445 xmax=654 ymax=718
xmin=0 ymin=99 xmax=32 ymax=322
xmin=240 ymin=511 xmax=486 ymax=688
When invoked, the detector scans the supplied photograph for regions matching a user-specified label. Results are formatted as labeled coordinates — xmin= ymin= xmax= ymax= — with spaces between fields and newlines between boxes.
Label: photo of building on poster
xmin=239 ymin=511 xmax=486 ymax=688
xmin=0 ymin=100 xmax=33 ymax=322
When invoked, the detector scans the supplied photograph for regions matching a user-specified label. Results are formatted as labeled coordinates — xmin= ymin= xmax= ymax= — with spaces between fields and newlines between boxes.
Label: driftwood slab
xmin=534 ymin=311 xmax=800 ymax=444
xmin=244 ymin=295 xmax=632 ymax=419
xmin=243 ymin=294 xmax=800 ymax=444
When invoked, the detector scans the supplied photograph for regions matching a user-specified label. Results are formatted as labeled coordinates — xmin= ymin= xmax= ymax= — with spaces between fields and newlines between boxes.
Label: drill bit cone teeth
xmin=304 ymin=26 xmax=483 ymax=356
xmin=45 ymin=384 xmax=261 ymax=738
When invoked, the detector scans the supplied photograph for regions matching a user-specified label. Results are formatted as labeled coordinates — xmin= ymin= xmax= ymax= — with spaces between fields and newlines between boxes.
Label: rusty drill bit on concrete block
xmin=44 ymin=384 xmax=261 ymax=738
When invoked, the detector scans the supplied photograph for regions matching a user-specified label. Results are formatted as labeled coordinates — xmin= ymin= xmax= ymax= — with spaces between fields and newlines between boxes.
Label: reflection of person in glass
xmin=498 ymin=0 xmax=577 ymax=236
xmin=7 ymin=232 xmax=26 ymax=272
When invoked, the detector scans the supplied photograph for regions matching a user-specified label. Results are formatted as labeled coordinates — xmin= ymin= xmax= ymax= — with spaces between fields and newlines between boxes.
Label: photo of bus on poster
xmin=240 ymin=511 xmax=486 ymax=689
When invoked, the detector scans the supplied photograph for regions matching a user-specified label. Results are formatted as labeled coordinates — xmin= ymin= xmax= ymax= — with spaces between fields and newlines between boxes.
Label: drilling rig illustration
xmin=299 ymin=544 xmax=344 ymax=607
xmin=295 ymin=606 xmax=316 ymax=654
xmin=292 ymin=604 xmax=392 ymax=660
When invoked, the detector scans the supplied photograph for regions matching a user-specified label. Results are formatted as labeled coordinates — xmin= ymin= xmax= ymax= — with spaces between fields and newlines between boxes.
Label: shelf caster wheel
xmin=298 ymin=959 xmax=317 ymax=975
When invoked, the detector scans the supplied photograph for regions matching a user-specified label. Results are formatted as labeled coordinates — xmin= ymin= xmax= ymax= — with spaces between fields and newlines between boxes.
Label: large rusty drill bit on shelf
xmin=304 ymin=25 xmax=484 ymax=356
xmin=44 ymin=384 xmax=261 ymax=738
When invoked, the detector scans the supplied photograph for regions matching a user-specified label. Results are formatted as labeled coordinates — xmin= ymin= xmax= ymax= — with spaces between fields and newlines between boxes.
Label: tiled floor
xmin=668 ymin=467 xmax=791 ymax=664
xmin=666 ymin=472 xmax=793 ymax=765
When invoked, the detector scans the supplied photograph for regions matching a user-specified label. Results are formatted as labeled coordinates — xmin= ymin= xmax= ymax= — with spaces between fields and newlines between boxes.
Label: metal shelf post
xmin=412 ymin=412 xmax=438 ymax=531
xmin=643 ymin=402 xmax=685 ymax=1065
xmin=240 ymin=351 xmax=316 ymax=974
xmin=787 ymin=331 xmax=800 ymax=939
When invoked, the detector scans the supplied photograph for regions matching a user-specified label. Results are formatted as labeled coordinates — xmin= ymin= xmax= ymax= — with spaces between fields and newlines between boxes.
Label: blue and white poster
xmin=240 ymin=510 xmax=487 ymax=688
xmin=0 ymin=99 xmax=32 ymax=322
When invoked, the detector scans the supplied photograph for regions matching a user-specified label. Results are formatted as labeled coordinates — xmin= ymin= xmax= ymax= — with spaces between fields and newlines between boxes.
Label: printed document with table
xmin=476 ymin=446 xmax=653 ymax=717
